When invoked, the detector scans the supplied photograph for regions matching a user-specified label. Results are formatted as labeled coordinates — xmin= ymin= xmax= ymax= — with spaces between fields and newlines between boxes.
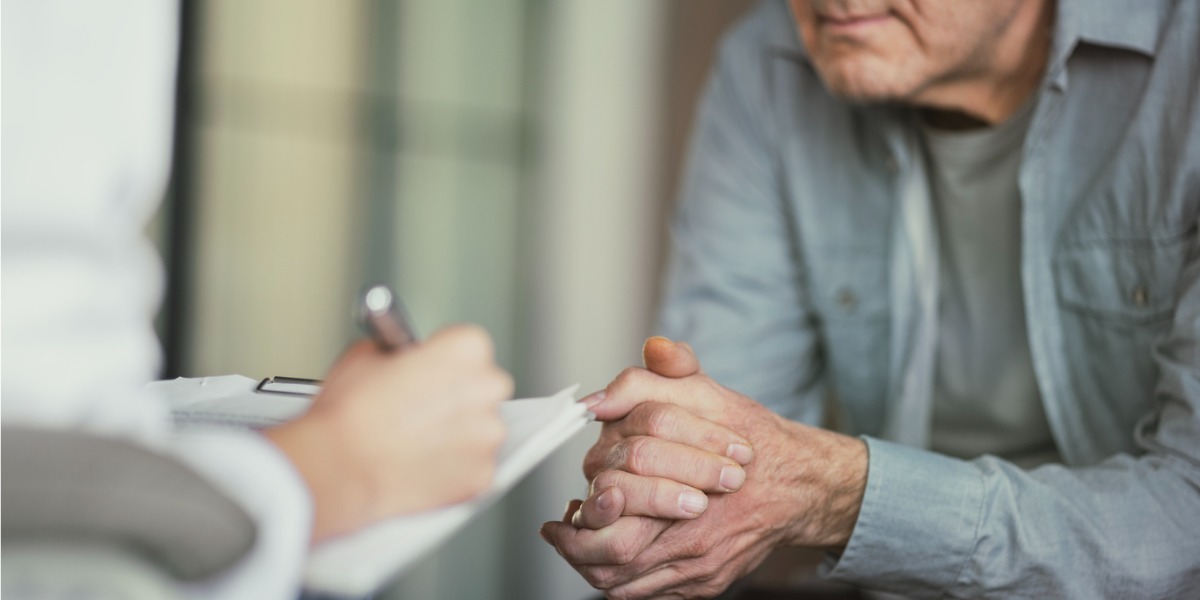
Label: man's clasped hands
xmin=540 ymin=337 xmax=871 ymax=599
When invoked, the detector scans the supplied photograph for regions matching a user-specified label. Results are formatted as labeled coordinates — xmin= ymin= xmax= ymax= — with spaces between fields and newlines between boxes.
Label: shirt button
xmin=1132 ymin=285 xmax=1148 ymax=307
xmin=836 ymin=288 xmax=857 ymax=312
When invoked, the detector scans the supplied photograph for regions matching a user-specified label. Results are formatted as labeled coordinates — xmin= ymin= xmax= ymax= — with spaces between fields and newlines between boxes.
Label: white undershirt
xmin=920 ymin=104 xmax=1061 ymax=468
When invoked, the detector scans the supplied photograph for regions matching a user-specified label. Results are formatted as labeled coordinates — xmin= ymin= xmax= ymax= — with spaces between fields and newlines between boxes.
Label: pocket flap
xmin=1055 ymin=234 xmax=1191 ymax=323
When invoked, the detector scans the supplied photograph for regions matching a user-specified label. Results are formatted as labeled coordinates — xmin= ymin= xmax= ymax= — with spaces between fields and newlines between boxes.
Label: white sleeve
xmin=2 ymin=2 xmax=314 ymax=598
xmin=172 ymin=430 xmax=313 ymax=600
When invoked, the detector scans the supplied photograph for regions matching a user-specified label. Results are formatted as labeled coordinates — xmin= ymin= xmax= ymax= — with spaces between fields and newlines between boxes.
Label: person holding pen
xmin=267 ymin=317 xmax=511 ymax=543
xmin=2 ymin=2 xmax=510 ymax=598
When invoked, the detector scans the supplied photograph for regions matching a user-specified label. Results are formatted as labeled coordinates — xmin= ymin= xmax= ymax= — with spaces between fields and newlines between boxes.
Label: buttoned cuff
xmin=820 ymin=437 xmax=983 ymax=598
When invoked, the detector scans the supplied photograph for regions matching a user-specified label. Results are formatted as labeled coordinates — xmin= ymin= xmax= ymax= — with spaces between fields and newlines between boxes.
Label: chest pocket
xmin=1055 ymin=233 xmax=1190 ymax=324
xmin=809 ymin=251 xmax=891 ymax=436
xmin=1053 ymin=229 xmax=1194 ymax=435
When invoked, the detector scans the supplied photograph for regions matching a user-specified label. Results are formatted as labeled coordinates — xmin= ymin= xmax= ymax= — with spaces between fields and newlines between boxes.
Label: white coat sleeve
xmin=2 ymin=2 xmax=314 ymax=598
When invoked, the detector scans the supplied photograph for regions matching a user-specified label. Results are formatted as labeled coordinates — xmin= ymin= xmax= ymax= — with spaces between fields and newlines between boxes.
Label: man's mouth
xmin=818 ymin=12 xmax=892 ymax=32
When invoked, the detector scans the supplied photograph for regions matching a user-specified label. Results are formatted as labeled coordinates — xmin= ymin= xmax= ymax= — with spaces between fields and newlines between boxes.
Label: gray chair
xmin=2 ymin=426 xmax=258 ymax=600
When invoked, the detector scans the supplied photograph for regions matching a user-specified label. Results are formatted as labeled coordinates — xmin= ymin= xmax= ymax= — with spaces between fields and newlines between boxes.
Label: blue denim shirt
xmin=657 ymin=0 xmax=1200 ymax=596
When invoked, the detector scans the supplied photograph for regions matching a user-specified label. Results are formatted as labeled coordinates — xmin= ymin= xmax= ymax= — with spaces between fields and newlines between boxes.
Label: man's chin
xmin=812 ymin=60 xmax=915 ymax=105
xmin=819 ymin=78 xmax=909 ymax=105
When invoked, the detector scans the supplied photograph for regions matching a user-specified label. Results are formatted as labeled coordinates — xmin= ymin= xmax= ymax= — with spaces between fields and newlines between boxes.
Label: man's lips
xmin=818 ymin=12 xmax=892 ymax=31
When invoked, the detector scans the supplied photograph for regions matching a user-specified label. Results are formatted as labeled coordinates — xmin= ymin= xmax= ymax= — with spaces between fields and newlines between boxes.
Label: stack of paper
xmin=150 ymin=376 xmax=590 ymax=597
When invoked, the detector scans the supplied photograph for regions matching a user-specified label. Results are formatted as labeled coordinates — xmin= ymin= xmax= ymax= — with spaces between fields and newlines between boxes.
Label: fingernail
xmin=678 ymin=490 xmax=708 ymax=516
xmin=538 ymin=526 xmax=550 ymax=542
xmin=580 ymin=390 xmax=606 ymax=409
xmin=726 ymin=443 xmax=754 ymax=465
xmin=720 ymin=466 xmax=746 ymax=491
xmin=595 ymin=489 xmax=612 ymax=512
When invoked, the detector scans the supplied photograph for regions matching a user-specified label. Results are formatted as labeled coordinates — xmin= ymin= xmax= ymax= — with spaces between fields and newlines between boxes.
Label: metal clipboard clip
xmin=254 ymin=376 xmax=323 ymax=397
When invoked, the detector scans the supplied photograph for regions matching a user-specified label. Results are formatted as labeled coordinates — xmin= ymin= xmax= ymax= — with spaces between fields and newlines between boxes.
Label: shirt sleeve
xmin=823 ymin=233 xmax=1200 ymax=598
xmin=173 ymin=430 xmax=313 ymax=600
xmin=657 ymin=10 xmax=825 ymax=425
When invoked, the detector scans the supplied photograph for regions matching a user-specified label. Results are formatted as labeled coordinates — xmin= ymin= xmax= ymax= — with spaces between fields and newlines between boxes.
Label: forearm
xmin=823 ymin=438 xmax=1200 ymax=599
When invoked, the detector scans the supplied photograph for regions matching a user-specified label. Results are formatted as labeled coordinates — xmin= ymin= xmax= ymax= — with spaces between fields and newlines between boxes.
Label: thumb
xmin=642 ymin=336 xmax=701 ymax=379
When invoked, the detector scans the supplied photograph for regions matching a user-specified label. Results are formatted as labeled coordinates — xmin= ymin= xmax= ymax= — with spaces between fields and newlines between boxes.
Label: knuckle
xmin=699 ymin=424 xmax=727 ymax=451
xmin=680 ymin=534 xmax=711 ymax=559
xmin=622 ymin=437 xmax=652 ymax=474
xmin=646 ymin=478 xmax=672 ymax=512
xmin=612 ymin=367 xmax=647 ymax=393
xmin=591 ymin=469 xmax=620 ymax=492
xmin=604 ymin=441 xmax=629 ymax=472
xmin=447 ymin=324 xmax=494 ymax=362
xmin=642 ymin=404 xmax=674 ymax=438
xmin=583 ymin=446 xmax=609 ymax=479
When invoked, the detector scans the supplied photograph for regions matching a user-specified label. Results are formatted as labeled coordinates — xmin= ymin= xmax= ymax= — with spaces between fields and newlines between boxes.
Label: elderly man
xmin=541 ymin=0 xmax=1200 ymax=598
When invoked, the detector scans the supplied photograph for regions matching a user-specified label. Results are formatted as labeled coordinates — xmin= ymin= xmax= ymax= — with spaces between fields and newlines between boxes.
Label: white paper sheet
xmin=149 ymin=376 xmax=590 ymax=596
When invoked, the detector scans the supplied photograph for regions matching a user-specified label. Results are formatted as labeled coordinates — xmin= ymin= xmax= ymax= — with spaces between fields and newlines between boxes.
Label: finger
xmin=311 ymin=339 xmax=389 ymax=404
xmin=582 ymin=406 xmax=752 ymax=481
xmin=540 ymin=515 xmax=670 ymax=566
xmin=572 ymin=487 xmax=626 ymax=529
xmin=642 ymin=336 xmax=701 ymax=379
xmin=584 ymin=368 xmax=726 ymax=422
xmin=562 ymin=499 xmax=584 ymax=523
xmin=614 ymin=402 xmax=754 ymax=466
xmin=606 ymin=436 xmax=747 ymax=493
xmin=423 ymin=323 xmax=496 ymax=364
xmin=582 ymin=470 xmax=708 ymax=523
xmin=574 ymin=561 xmax=684 ymax=595
xmin=605 ymin=563 xmax=725 ymax=600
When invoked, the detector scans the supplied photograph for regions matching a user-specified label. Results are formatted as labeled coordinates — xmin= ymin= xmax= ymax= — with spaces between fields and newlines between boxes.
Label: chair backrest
xmin=2 ymin=426 xmax=257 ymax=581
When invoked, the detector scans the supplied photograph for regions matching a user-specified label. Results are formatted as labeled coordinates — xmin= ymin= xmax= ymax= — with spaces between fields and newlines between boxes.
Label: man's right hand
xmin=266 ymin=324 xmax=513 ymax=542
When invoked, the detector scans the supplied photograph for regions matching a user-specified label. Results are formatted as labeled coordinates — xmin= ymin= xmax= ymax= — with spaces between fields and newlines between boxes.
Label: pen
xmin=358 ymin=284 xmax=418 ymax=351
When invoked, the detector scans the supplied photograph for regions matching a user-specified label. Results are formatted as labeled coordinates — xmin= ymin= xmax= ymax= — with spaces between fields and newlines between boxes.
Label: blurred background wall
xmin=158 ymin=1 xmax=755 ymax=598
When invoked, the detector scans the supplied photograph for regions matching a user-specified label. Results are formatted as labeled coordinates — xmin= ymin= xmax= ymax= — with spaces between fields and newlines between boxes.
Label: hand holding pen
xmin=265 ymin=283 xmax=511 ymax=542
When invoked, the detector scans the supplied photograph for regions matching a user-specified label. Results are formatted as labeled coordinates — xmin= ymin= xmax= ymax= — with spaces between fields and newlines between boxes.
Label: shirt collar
xmin=765 ymin=0 xmax=806 ymax=63
xmin=1047 ymin=0 xmax=1168 ymax=89
xmin=1061 ymin=0 xmax=1165 ymax=57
